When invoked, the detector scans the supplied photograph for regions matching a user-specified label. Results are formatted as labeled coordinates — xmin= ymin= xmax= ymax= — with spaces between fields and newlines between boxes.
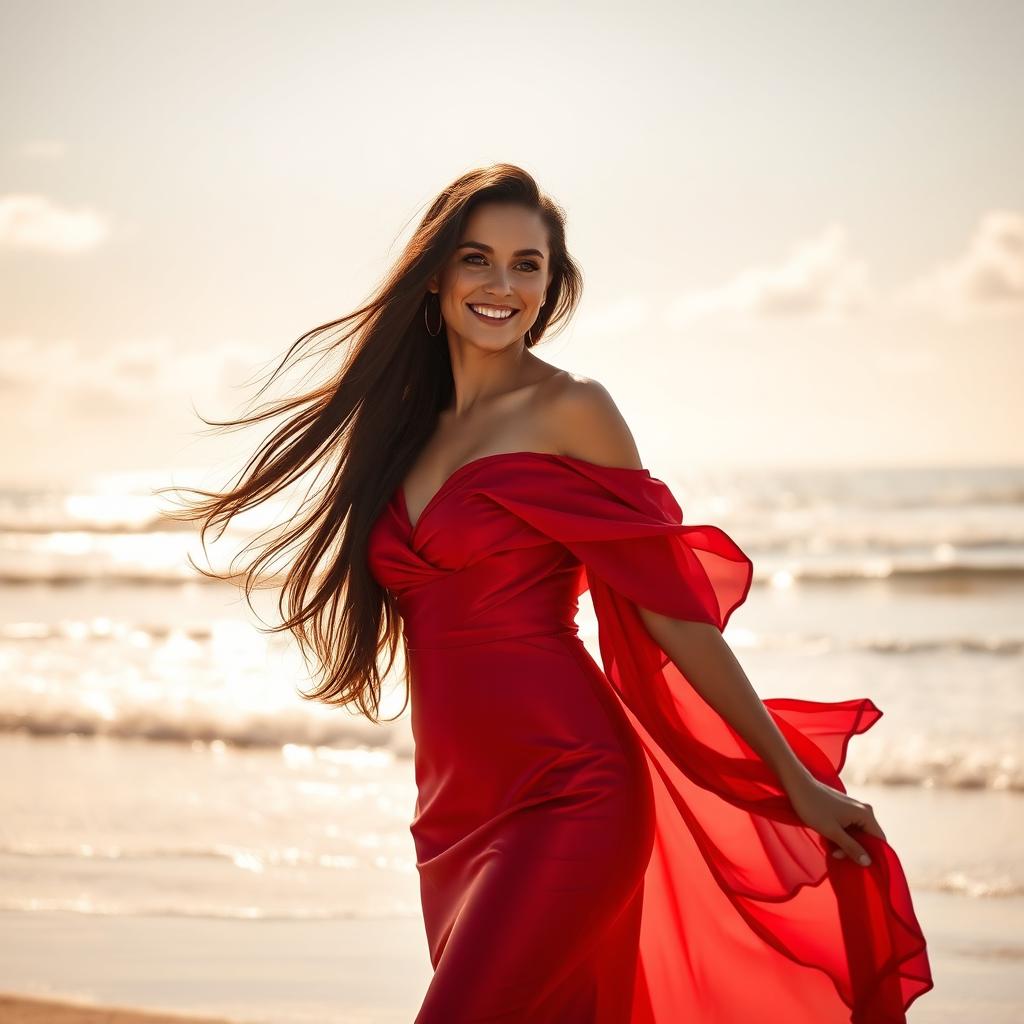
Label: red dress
xmin=367 ymin=451 xmax=932 ymax=1023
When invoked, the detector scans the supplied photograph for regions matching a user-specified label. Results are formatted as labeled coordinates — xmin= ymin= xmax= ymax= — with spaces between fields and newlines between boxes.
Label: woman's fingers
xmin=789 ymin=779 xmax=889 ymax=868
xmin=828 ymin=802 xmax=888 ymax=866
xmin=829 ymin=828 xmax=871 ymax=866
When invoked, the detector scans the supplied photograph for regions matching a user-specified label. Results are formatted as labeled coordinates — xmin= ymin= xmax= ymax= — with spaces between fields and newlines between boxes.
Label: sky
xmin=1 ymin=0 xmax=1022 ymax=487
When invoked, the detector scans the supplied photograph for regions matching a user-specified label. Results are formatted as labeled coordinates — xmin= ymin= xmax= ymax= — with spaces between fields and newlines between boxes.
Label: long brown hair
xmin=160 ymin=163 xmax=584 ymax=723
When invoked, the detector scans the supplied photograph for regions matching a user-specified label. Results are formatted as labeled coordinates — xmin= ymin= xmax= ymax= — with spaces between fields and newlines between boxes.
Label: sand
xmin=0 ymin=890 xmax=1022 ymax=1023
xmin=0 ymin=993 xmax=233 ymax=1023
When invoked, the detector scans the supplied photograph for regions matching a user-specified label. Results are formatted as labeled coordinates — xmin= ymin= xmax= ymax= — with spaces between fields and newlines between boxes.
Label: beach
xmin=1 ymin=463 xmax=1021 ymax=1022
xmin=4 ymin=0 xmax=1022 ymax=1017
xmin=0 ymin=993 xmax=233 ymax=1023
xmin=1 ymin=885 xmax=1022 ymax=1022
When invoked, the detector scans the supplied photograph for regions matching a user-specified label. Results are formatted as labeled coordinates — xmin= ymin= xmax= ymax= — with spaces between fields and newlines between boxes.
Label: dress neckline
xmin=397 ymin=450 xmax=652 ymax=536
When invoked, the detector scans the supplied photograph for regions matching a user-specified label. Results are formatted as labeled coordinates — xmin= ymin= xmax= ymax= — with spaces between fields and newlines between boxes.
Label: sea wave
xmin=5 ymin=618 xmax=1021 ymax=656
xmin=2 ymin=712 xmax=1018 ymax=792
xmin=0 ymin=559 xmax=1022 ymax=588
xmin=0 ymin=897 xmax=421 ymax=920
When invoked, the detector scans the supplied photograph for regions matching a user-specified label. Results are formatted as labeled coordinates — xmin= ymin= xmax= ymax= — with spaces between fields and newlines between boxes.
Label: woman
xmin=171 ymin=164 xmax=933 ymax=1022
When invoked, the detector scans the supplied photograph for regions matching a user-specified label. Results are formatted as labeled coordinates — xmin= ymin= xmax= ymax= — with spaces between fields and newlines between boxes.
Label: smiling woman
xmin=459 ymin=241 xmax=544 ymax=323
xmin=162 ymin=163 xmax=932 ymax=1023
xmin=428 ymin=210 xmax=552 ymax=342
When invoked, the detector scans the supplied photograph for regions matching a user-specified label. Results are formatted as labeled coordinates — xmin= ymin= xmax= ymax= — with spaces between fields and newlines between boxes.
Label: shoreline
xmin=0 ymin=993 xmax=237 ymax=1024
xmin=1 ymin=891 xmax=1022 ymax=1023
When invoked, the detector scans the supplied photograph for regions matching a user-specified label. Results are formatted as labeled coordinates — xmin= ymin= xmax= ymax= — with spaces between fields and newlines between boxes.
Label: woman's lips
xmin=467 ymin=304 xmax=519 ymax=325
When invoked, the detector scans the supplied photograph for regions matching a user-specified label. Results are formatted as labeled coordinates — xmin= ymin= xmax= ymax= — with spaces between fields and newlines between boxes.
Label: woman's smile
xmin=467 ymin=302 xmax=519 ymax=325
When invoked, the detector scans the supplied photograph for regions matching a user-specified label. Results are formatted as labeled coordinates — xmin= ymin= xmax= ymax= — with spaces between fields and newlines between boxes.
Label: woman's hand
xmin=785 ymin=775 xmax=887 ymax=867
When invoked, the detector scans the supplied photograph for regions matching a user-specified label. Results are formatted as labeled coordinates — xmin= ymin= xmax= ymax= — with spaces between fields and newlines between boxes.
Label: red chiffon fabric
xmin=367 ymin=451 xmax=933 ymax=1023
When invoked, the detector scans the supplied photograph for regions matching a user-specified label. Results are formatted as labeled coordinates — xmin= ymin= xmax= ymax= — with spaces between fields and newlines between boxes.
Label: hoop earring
xmin=424 ymin=293 xmax=443 ymax=337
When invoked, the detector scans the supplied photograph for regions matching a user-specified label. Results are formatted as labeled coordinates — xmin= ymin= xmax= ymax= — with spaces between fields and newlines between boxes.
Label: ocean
xmin=1 ymin=460 xmax=1021 ymax=1020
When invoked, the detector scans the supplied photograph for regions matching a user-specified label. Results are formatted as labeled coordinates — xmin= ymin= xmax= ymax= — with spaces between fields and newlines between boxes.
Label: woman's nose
xmin=484 ymin=269 xmax=513 ymax=294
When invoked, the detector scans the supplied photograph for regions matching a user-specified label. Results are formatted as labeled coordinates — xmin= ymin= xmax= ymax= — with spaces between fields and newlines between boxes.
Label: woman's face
xmin=431 ymin=202 xmax=553 ymax=349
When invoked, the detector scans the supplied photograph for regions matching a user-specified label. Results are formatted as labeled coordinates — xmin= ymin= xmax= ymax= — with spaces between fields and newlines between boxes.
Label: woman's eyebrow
xmin=456 ymin=240 xmax=546 ymax=259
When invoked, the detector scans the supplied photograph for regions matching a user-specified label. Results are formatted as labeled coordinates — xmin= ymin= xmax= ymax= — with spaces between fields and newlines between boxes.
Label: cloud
xmin=0 ymin=336 xmax=267 ymax=419
xmin=896 ymin=210 xmax=1024 ymax=320
xmin=0 ymin=193 xmax=110 ymax=253
xmin=663 ymin=223 xmax=872 ymax=329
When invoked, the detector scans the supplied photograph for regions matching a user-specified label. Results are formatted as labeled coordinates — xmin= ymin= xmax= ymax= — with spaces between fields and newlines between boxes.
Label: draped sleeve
xmin=486 ymin=456 xmax=933 ymax=1024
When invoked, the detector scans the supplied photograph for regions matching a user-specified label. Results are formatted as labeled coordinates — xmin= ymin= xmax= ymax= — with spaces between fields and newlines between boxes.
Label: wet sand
xmin=1 ymin=889 xmax=1022 ymax=1023
xmin=0 ymin=993 xmax=233 ymax=1023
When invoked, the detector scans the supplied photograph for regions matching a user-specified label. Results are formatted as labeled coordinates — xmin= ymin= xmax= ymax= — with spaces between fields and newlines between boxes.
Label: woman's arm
xmin=636 ymin=611 xmax=813 ymax=790
xmin=637 ymin=608 xmax=886 ymax=867
xmin=547 ymin=378 xmax=887 ymax=868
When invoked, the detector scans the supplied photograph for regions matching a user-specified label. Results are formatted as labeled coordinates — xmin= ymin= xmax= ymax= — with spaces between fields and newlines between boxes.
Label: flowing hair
xmin=159 ymin=163 xmax=584 ymax=723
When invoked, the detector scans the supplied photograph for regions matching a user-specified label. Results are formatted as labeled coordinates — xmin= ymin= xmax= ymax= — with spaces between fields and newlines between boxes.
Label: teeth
xmin=470 ymin=304 xmax=514 ymax=320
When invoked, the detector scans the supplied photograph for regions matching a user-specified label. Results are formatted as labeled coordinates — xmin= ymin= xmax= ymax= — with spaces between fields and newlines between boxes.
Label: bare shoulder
xmin=534 ymin=371 xmax=643 ymax=470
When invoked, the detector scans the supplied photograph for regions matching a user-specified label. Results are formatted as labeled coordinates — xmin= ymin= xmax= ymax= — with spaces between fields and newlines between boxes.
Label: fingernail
xmin=859 ymin=854 xmax=871 ymax=866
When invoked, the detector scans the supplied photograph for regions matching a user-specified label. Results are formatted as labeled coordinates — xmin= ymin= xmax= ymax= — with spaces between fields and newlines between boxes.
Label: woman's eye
xmin=463 ymin=254 xmax=538 ymax=273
